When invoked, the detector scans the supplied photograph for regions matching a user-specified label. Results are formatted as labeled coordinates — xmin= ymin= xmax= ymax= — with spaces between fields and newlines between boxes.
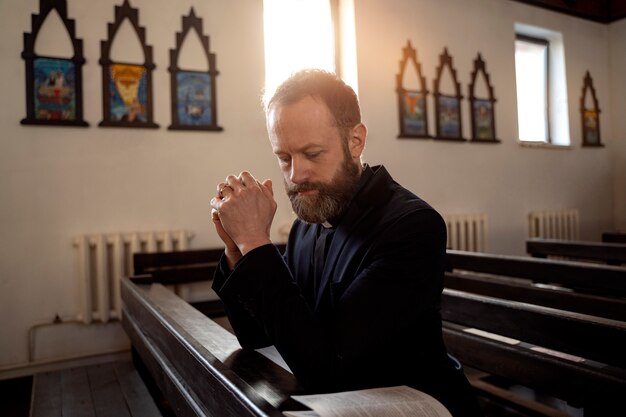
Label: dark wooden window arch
xmin=99 ymin=0 xmax=158 ymax=128
xmin=433 ymin=47 xmax=464 ymax=141
xmin=168 ymin=8 xmax=222 ymax=131
xmin=580 ymin=71 xmax=602 ymax=147
xmin=396 ymin=40 xmax=430 ymax=139
xmin=21 ymin=0 xmax=88 ymax=126
xmin=468 ymin=53 xmax=499 ymax=143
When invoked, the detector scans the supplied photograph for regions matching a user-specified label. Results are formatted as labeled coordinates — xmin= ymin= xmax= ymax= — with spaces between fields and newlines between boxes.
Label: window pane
xmin=263 ymin=0 xmax=335 ymax=101
xmin=515 ymin=39 xmax=548 ymax=142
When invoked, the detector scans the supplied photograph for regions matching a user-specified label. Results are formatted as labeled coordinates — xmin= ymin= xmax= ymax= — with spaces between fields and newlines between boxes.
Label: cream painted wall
xmin=0 ymin=0 xmax=296 ymax=373
xmin=353 ymin=0 xmax=619 ymax=255
xmin=0 ymin=0 xmax=623 ymax=374
xmin=609 ymin=18 xmax=626 ymax=230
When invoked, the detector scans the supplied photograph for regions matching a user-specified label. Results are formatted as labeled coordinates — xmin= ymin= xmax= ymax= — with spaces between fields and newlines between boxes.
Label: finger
xmin=261 ymin=179 xmax=274 ymax=196
xmin=218 ymin=184 xmax=234 ymax=199
xmin=239 ymin=171 xmax=256 ymax=188
xmin=225 ymin=174 xmax=243 ymax=190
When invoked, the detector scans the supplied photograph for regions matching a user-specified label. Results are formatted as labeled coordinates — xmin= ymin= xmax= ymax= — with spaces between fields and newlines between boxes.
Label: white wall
xmin=0 ymin=0 xmax=623 ymax=374
xmin=0 ymin=0 xmax=295 ymax=374
xmin=353 ymin=0 xmax=619 ymax=255
xmin=609 ymin=18 xmax=626 ymax=230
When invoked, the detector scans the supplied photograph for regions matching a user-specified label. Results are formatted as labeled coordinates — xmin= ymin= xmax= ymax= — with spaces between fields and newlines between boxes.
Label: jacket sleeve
xmin=212 ymin=249 xmax=274 ymax=349
xmin=212 ymin=209 xmax=448 ymax=392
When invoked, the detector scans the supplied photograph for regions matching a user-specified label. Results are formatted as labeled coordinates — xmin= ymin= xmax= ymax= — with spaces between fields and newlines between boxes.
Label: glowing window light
xmin=263 ymin=0 xmax=335 ymax=102
xmin=515 ymin=38 xmax=549 ymax=142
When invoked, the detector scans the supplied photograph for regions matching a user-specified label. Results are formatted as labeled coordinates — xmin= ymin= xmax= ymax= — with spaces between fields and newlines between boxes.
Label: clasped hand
xmin=211 ymin=171 xmax=277 ymax=266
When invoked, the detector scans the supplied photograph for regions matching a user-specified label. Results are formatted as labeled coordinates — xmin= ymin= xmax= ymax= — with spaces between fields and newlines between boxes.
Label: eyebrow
xmin=273 ymin=144 xmax=324 ymax=155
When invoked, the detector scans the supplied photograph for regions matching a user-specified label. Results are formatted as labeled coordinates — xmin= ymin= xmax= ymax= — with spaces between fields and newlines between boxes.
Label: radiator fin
xmin=73 ymin=230 xmax=194 ymax=324
xmin=528 ymin=209 xmax=579 ymax=240
xmin=443 ymin=213 xmax=487 ymax=252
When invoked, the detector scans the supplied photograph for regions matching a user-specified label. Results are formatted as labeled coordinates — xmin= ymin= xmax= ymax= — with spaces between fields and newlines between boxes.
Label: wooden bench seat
xmin=441 ymin=288 xmax=626 ymax=416
xmin=124 ymin=246 xmax=626 ymax=416
xmin=526 ymin=238 xmax=626 ymax=265
xmin=29 ymin=360 xmax=163 ymax=417
xmin=602 ymin=231 xmax=626 ymax=244
xmin=121 ymin=277 xmax=304 ymax=417
xmin=446 ymin=249 xmax=626 ymax=297
xmin=444 ymin=271 xmax=626 ymax=321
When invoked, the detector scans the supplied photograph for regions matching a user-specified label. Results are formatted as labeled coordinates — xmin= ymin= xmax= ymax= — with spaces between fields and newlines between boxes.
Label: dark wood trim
xmin=510 ymin=0 xmax=625 ymax=24
xmin=167 ymin=8 xmax=222 ymax=132
xmin=602 ymin=231 xmax=626 ymax=244
xmin=442 ymin=322 xmax=626 ymax=411
xmin=21 ymin=0 xmax=88 ymax=127
xmin=442 ymin=288 xmax=626 ymax=368
xmin=468 ymin=53 xmax=499 ymax=143
xmin=433 ymin=47 xmax=464 ymax=141
xmin=446 ymin=249 xmax=626 ymax=295
xmin=444 ymin=271 xmax=626 ymax=321
xmin=527 ymin=238 xmax=626 ymax=265
xmin=98 ymin=0 xmax=158 ymax=129
xmin=396 ymin=40 xmax=430 ymax=139
xmin=121 ymin=278 xmax=304 ymax=417
xmin=580 ymin=71 xmax=603 ymax=147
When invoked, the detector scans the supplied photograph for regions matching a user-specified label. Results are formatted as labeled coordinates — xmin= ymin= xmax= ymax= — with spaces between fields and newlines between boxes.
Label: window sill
xmin=518 ymin=141 xmax=572 ymax=150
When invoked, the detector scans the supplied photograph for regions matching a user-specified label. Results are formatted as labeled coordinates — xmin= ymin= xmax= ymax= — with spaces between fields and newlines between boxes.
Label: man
xmin=210 ymin=69 xmax=483 ymax=416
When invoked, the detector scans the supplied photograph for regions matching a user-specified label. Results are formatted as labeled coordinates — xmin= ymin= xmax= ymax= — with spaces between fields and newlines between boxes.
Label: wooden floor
xmin=9 ymin=359 xmax=167 ymax=417
xmin=0 ymin=375 xmax=32 ymax=417
xmin=1 ymin=369 xmax=581 ymax=417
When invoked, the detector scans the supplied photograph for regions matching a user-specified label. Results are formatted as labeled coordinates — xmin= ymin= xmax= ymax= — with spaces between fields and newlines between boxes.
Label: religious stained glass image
xmin=473 ymin=99 xmax=494 ymax=140
xmin=402 ymin=91 xmax=427 ymax=136
xmin=109 ymin=64 xmax=148 ymax=122
xmin=33 ymin=58 xmax=76 ymax=121
xmin=438 ymin=95 xmax=461 ymax=138
xmin=176 ymin=71 xmax=212 ymax=126
xmin=583 ymin=110 xmax=599 ymax=145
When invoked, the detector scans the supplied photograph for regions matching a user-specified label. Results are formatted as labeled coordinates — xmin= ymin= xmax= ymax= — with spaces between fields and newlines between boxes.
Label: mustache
xmin=286 ymin=182 xmax=325 ymax=196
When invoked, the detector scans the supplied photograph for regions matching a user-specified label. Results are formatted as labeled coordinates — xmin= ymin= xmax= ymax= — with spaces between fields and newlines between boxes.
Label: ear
xmin=348 ymin=123 xmax=367 ymax=158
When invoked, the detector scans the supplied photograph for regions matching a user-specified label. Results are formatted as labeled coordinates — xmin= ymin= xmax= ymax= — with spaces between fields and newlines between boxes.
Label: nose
xmin=289 ymin=156 xmax=310 ymax=185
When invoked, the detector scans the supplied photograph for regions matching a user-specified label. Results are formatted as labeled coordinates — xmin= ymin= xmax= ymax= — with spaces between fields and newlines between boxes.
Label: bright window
xmin=514 ymin=24 xmax=570 ymax=146
xmin=515 ymin=35 xmax=549 ymax=143
xmin=263 ymin=0 xmax=336 ymax=102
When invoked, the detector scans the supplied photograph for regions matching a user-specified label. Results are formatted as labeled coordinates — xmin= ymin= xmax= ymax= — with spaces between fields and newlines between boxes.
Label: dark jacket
xmin=213 ymin=165 xmax=483 ymax=416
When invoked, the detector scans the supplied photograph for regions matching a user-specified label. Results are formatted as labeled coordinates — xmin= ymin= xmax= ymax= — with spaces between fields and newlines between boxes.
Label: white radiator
xmin=443 ymin=213 xmax=487 ymax=252
xmin=528 ymin=209 xmax=579 ymax=240
xmin=73 ymin=230 xmax=194 ymax=324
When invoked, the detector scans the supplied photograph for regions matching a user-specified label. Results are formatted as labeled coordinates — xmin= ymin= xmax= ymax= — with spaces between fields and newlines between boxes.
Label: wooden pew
xmin=444 ymin=271 xmax=626 ymax=321
xmin=526 ymin=238 xmax=626 ymax=265
xmin=127 ymin=246 xmax=626 ymax=416
xmin=441 ymin=289 xmax=626 ymax=416
xmin=133 ymin=247 xmax=226 ymax=318
xmin=602 ymin=231 xmax=626 ymax=244
xmin=134 ymin=247 xmax=224 ymax=285
xmin=132 ymin=244 xmax=286 ymax=318
xmin=121 ymin=276 xmax=305 ymax=417
xmin=133 ymin=244 xmax=286 ymax=284
xmin=446 ymin=249 xmax=626 ymax=297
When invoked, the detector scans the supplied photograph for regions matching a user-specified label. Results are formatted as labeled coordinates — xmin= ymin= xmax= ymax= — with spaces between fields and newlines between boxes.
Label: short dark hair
xmin=265 ymin=69 xmax=362 ymax=139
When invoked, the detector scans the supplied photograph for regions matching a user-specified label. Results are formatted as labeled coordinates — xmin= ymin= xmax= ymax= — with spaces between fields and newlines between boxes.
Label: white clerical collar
xmin=321 ymin=220 xmax=333 ymax=229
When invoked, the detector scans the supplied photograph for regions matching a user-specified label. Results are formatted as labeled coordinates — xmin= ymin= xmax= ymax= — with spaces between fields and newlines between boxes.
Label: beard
xmin=285 ymin=150 xmax=361 ymax=224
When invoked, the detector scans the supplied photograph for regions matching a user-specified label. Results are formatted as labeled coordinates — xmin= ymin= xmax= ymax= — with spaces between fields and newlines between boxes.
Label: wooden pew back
xmin=121 ymin=277 xmax=304 ymax=417
xmin=602 ymin=231 xmax=626 ymax=244
xmin=526 ymin=238 xmax=626 ymax=265
xmin=446 ymin=249 xmax=626 ymax=296
xmin=441 ymin=289 xmax=626 ymax=412
xmin=444 ymin=271 xmax=626 ymax=321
